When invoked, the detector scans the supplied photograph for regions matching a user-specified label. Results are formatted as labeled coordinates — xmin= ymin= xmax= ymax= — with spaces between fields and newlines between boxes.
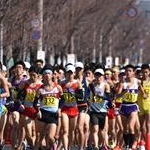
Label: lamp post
xmin=0 ymin=21 xmax=3 ymax=64
xmin=37 ymin=0 xmax=43 ymax=52
xmin=99 ymin=29 xmax=103 ymax=63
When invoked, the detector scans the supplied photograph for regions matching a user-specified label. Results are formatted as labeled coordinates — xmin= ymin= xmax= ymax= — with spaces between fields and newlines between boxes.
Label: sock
xmin=123 ymin=134 xmax=129 ymax=146
xmin=145 ymin=133 xmax=150 ymax=150
xmin=128 ymin=134 xmax=135 ymax=148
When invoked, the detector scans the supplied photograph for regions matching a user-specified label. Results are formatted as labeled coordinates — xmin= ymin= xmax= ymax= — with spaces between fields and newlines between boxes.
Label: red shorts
xmin=115 ymin=102 xmax=121 ymax=108
xmin=107 ymin=108 xmax=115 ymax=119
xmin=61 ymin=106 xmax=78 ymax=118
xmin=23 ymin=107 xmax=37 ymax=119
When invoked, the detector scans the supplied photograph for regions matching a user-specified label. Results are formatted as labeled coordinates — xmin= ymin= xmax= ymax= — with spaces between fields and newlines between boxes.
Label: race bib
xmin=96 ymin=96 xmax=103 ymax=103
xmin=77 ymin=98 xmax=83 ymax=102
xmin=43 ymin=96 xmax=58 ymax=107
xmin=124 ymin=93 xmax=137 ymax=102
xmin=26 ymin=92 xmax=36 ymax=102
xmin=144 ymin=88 xmax=150 ymax=97
xmin=116 ymin=97 xmax=122 ymax=103
xmin=11 ymin=87 xmax=18 ymax=101
xmin=63 ymin=93 xmax=76 ymax=103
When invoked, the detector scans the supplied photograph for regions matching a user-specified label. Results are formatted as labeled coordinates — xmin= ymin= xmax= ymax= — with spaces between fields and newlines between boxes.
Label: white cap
xmin=24 ymin=62 xmax=31 ymax=69
xmin=120 ymin=69 xmax=125 ymax=74
xmin=94 ymin=68 xmax=104 ymax=75
xmin=22 ymin=71 xmax=28 ymax=77
xmin=135 ymin=67 xmax=141 ymax=72
xmin=66 ymin=65 xmax=75 ymax=73
xmin=75 ymin=62 xmax=84 ymax=69
xmin=2 ymin=65 xmax=7 ymax=71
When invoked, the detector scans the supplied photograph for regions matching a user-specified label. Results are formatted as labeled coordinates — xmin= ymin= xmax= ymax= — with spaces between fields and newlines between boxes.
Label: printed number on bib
xmin=64 ymin=93 xmax=76 ymax=103
xmin=96 ymin=96 xmax=103 ymax=103
xmin=144 ymin=89 xmax=150 ymax=97
xmin=43 ymin=97 xmax=57 ymax=107
xmin=11 ymin=88 xmax=18 ymax=101
xmin=26 ymin=92 xmax=36 ymax=102
xmin=116 ymin=98 xmax=122 ymax=103
xmin=124 ymin=93 xmax=136 ymax=102
xmin=77 ymin=98 xmax=83 ymax=102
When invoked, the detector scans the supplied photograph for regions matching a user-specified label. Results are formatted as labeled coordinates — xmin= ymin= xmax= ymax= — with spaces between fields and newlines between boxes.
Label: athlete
xmin=18 ymin=66 xmax=42 ymax=149
xmin=75 ymin=62 xmax=91 ymax=150
xmin=113 ymin=69 xmax=125 ymax=150
xmin=117 ymin=64 xmax=140 ymax=149
xmin=60 ymin=64 xmax=83 ymax=150
xmin=138 ymin=64 xmax=150 ymax=149
xmin=34 ymin=64 xmax=63 ymax=150
xmin=0 ymin=63 xmax=10 ymax=149
xmin=88 ymin=68 xmax=111 ymax=150
xmin=8 ymin=61 xmax=27 ymax=150
xmin=105 ymin=69 xmax=116 ymax=149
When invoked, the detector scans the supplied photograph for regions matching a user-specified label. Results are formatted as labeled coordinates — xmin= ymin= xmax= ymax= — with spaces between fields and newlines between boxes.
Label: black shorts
xmin=38 ymin=109 xmax=58 ymax=124
xmin=6 ymin=101 xmax=22 ymax=112
xmin=90 ymin=112 xmax=107 ymax=130
xmin=78 ymin=105 xmax=88 ymax=113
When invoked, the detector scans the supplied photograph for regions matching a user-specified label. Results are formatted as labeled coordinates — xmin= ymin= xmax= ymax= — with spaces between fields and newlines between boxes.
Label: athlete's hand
xmin=143 ymin=93 xmax=147 ymax=99
xmin=20 ymin=104 xmax=25 ymax=112
xmin=93 ymin=96 xmax=97 ymax=102
xmin=36 ymin=111 xmax=42 ymax=119
xmin=57 ymin=109 xmax=61 ymax=118
xmin=111 ymin=102 xmax=116 ymax=108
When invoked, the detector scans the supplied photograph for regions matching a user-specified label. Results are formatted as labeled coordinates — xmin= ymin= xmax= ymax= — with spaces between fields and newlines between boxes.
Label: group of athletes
xmin=0 ymin=59 xmax=149 ymax=150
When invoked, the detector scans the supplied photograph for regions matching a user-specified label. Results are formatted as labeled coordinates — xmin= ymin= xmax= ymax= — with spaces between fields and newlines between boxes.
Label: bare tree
xmin=1 ymin=0 xmax=150 ymax=66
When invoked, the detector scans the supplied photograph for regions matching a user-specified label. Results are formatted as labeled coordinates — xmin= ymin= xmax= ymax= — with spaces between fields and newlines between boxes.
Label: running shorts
xmin=0 ymin=105 xmax=7 ymax=116
xmin=61 ymin=106 xmax=78 ymax=118
xmin=120 ymin=103 xmax=139 ymax=117
xmin=22 ymin=107 xmax=37 ymax=119
xmin=89 ymin=112 xmax=107 ymax=130
xmin=78 ymin=105 xmax=88 ymax=113
xmin=38 ymin=109 xmax=58 ymax=124
xmin=107 ymin=108 xmax=115 ymax=119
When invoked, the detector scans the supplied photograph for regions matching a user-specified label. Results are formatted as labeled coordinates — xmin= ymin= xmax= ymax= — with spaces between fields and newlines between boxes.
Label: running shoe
xmin=132 ymin=141 xmax=138 ymax=149
xmin=100 ymin=146 xmax=110 ymax=150
xmin=0 ymin=141 xmax=4 ymax=150
xmin=85 ymin=145 xmax=93 ymax=150
xmin=109 ymin=140 xmax=116 ymax=149
xmin=113 ymin=145 xmax=121 ymax=150
xmin=93 ymin=147 xmax=99 ymax=150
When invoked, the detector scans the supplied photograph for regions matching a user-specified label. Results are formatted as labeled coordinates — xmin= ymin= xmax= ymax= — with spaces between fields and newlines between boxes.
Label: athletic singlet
xmin=89 ymin=82 xmax=109 ymax=113
xmin=0 ymin=88 xmax=6 ymax=105
xmin=137 ymin=79 xmax=150 ymax=114
xmin=61 ymin=80 xmax=78 ymax=107
xmin=0 ymin=88 xmax=6 ymax=115
xmin=77 ymin=77 xmax=90 ymax=104
xmin=10 ymin=77 xmax=27 ymax=102
xmin=24 ymin=83 xmax=41 ymax=107
xmin=122 ymin=78 xmax=139 ymax=103
xmin=139 ymin=79 xmax=150 ymax=103
xmin=115 ymin=84 xmax=123 ymax=103
xmin=39 ymin=84 xmax=60 ymax=113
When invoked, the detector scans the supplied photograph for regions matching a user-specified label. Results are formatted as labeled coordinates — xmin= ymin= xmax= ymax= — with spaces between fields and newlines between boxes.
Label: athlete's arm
xmin=75 ymin=81 xmax=83 ymax=99
xmin=139 ymin=79 xmax=147 ymax=99
xmin=33 ymin=89 xmax=41 ymax=112
xmin=57 ymin=85 xmax=63 ymax=96
xmin=0 ymin=77 xmax=10 ymax=98
xmin=100 ymin=83 xmax=111 ymax=101
xmin=116 ymin=81 xmax=126 ymax=98
xmin=57 ymin=85 xmax=63 ymax=117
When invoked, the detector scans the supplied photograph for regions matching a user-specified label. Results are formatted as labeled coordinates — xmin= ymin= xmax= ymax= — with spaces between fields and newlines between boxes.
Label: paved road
xmin=3 ymin=145 xmax=12 ymax=150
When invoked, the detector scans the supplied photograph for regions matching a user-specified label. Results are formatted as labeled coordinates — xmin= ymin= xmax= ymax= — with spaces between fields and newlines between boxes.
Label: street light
xmin=0 ymin=21 xmax=3 ymax=64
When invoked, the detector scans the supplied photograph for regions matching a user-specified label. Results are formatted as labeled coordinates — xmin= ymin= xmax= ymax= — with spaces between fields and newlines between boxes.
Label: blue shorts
xmin=0 ymin=105 xmax=7 ymax=116
xmin=120 ymin=103 xmax=139 ymax=117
